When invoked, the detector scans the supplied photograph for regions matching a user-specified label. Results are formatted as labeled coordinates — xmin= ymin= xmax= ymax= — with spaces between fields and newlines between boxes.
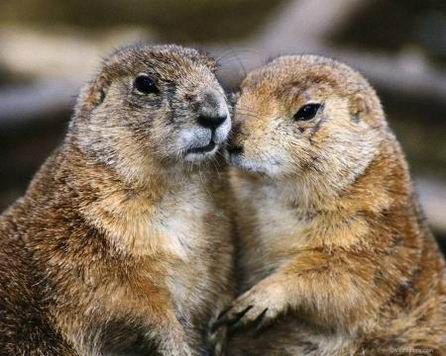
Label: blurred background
xmin=0 ymin=0 xmax=445 ymax=250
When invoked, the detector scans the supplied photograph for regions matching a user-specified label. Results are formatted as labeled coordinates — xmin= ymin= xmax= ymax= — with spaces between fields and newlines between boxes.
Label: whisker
xmin=210 ymin=156 xmax=223 ymax=179
xmin=215 ymin=49 xmax=242 ymax=66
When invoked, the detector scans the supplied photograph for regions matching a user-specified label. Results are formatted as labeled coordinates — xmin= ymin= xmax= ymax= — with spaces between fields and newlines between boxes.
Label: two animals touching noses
xmin=0 ymin=44 xmax=445 ymax=356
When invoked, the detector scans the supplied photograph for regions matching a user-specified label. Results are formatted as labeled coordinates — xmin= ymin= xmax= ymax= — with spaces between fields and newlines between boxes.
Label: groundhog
xmin=0 ymin=44 xmax=234 ymax=355
xmin=213 ymin=55 xmax=446 ymax=355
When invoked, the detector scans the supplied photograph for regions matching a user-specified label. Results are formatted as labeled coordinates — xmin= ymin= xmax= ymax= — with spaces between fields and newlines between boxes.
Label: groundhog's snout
xmin=181 ymin=88 xmax=231 ymax=161
xmin=197 ymin=90 xmax=229 ymax=130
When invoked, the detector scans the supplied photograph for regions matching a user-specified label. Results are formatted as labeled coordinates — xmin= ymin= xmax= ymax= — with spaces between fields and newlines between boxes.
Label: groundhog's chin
xmin=227 ymin=153 xmax=282 ymax=176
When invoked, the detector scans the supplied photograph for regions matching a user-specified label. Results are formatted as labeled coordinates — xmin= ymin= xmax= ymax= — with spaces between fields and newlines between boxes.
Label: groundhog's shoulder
xmin=0 ymin=144 xmax=116 ymax=353
xmin=0 ymin=214 xmax=76 ymax=355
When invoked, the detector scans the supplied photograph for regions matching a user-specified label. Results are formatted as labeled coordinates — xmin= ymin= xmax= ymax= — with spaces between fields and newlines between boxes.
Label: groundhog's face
xmin=228 ymin=55 xmax=384 ymax=181
xmin=76 ymin=45 xmax=231 ymax=167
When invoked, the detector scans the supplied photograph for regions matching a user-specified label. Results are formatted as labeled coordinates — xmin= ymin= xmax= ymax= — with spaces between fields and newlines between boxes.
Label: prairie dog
xmin=0 ymin=44 xmax=234 ymax=355
xmin=216 ymin=55 xmax=446 ymax=355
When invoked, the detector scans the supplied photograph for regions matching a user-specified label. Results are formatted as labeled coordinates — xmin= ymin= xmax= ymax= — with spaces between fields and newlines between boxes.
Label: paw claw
xmin=217 ymin=305 xmax=232 ymax=320
xmin=253 ymin=308 xmax=270 ymax=337
xmin=227 ymin=305 xmax=253 ymax=326
xmin=212 ymin=305 xmax=253 ymax=332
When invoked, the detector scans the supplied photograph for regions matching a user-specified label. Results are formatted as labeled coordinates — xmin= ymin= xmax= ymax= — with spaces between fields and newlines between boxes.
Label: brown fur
xmin=217 ymin=55 xmax=446 ymax=355
xmin=0 ymin=44 xmax=234 ymax=355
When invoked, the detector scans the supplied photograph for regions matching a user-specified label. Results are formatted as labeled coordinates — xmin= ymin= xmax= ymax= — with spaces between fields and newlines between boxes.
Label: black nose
xmin=197 ymin=114 xmax=227 ymax=130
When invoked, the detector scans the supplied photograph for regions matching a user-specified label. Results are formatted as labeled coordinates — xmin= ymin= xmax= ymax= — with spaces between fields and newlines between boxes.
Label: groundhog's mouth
xmin=186 ymin=140 xmax=217 ymax=154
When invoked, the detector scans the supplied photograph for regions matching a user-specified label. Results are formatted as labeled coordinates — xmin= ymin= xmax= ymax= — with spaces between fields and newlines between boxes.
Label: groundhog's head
xmin=71 ymin=44 xmax=231 ymax=179
xmin=228 ymin=55 xmax=387 ymax=187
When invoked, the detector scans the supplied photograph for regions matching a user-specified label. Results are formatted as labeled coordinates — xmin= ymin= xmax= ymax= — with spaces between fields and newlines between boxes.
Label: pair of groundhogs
xmin=0 ymin=44 xmax=445 ymax=355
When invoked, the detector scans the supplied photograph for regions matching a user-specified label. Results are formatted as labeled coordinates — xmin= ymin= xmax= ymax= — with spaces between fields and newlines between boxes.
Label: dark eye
xmin=133 ymin=74 xmax=158 ymax=94
xmin=294 ymin=103 xmax=321 ymax=121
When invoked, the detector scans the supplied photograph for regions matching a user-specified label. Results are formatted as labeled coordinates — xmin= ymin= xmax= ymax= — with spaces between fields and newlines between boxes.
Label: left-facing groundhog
xmin=0 ymin=44 xmax=234 ymax=355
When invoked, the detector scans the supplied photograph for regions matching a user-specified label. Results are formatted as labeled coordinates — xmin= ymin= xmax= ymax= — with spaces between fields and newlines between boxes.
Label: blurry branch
xmin=0 ymin=79 xmax=79 ymax=125
xmin=257 ymin=0 xmax=367 ymax=51
xmin=327 ymin=49 xmax=446 ymax=105
xmin=0 ymin=28 xmax=149 ymax=124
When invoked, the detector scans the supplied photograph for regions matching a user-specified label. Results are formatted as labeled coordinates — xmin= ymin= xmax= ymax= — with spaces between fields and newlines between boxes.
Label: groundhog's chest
xmin=236 ymin=184 xmax=311 ymax=287
xmin=149 ymin=189 xmax=230 ymax=322
xmin=93 ymin=188 xmax=231 ymax=352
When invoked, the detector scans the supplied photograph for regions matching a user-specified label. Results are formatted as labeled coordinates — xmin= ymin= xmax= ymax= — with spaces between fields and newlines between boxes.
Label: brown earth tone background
xmin=0 ymin=0 xmax=445 ymax=251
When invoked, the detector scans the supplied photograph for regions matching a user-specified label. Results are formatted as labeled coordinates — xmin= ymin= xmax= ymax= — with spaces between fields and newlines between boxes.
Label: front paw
xmin=212 ymin=278 xmax=285 ymax=335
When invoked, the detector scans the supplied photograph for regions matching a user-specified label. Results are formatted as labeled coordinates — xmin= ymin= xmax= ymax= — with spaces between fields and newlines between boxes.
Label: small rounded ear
xmin=82 ymin=74 xmax=111 ymax=110
xmin=350 ymin=92 xmax=369 ymax=122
